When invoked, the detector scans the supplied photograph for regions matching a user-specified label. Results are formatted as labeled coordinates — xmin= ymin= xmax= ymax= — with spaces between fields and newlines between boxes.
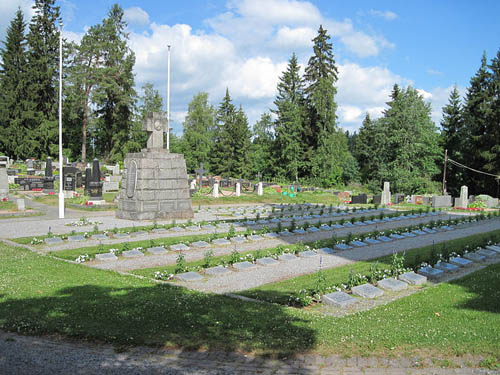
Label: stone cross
xmin=142 ymin=112 xmax=167 ymax=149
xmin=194 ymin=163 xmax=207 ymax=191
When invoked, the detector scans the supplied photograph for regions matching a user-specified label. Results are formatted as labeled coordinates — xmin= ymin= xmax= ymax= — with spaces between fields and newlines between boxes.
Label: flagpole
xmin=166 ymin=44 xmax=171 ymax=151
xmin=58 ymin=22 xmax=64 ymax=219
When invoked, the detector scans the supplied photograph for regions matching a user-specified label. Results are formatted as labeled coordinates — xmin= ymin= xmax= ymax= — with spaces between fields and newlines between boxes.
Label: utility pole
xmin=166 ymin=44 xmax=171 ymax=151
xmin=442 ymin=149 xmax=448 ymax=195
xmin=58 ymin=22 xmax=64 ymax=219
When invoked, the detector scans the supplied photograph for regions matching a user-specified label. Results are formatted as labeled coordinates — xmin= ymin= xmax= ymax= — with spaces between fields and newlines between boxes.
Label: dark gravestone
xmin=393 ymin=193 xmax=405 ymax=204
xmin=351 ymin=194 xmax=367 ymax=204
xmin=15 ymin=177 xmax=45 ymax=191
xmin=422 ymin=196 xmax=430 ymax=205
xmin=373 ymin=195 xmax=382 ymax=205
xmin=63 ymin=167 xmax=83 ymax=189
xmin=43 ymin=157 xmax=55 ymax=193
xmin=84 ymin=167 xmax=92 ymax=195
xmin=88 ymin=159 xmax=103 ymax=200
xmin=63 ymin=174 xmax=76 ymax=191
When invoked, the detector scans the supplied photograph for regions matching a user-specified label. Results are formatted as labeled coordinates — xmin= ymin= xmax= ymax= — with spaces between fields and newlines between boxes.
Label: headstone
xmin=322 ymin=292 xmax=357 ymax=307
xmin=434 ymin=261 xmax=459 ymax=272
xmin=278 ymin=253 xmax=298 ymax=262
xmin=372 ymin=195 xmax=381 ymax=205
xmin=377 ymin=278 xmax=408 ymax=291
xmin=169 ymin=243 xmax=190 ymax=251
xmin=233 ymin=261 xmax=256 ymax=271
xmin=43 ymin=157 xmax=55 ymax=193
xmin=455 ymin=185 xmax=468 ymax=208
xmin=122 ymin=249 xmax=144 ymax=258
xmin=26 ymin=159 xmax=34 ymax=174
xmin=213 ymin=181 xmax=219 ymax=198
xmin=205 ymin=265 xmax=231 ymax=276
xmin=256 ymin=257 xmax=279 ymax=266
xmin=95 ymin=253 xmax=118 ymax=262
xmin=0 ymin=156 xmax=8 ymax=199
xmin=147 ymin=246 xmax=167 ymax=255
xmin=45 ymin=237 xmax=63 ymax=245
xmin=432 ymin=195 xmax=453 ymax=208
xmin=476 ymin=248 xmax=497 ymax=258
xmin=235 ymin=182 xmax=241 ymax=197
xmin=87 ymin=159 xmax=104 ymax=201
xmin=449 ymin=256 xmax=473 ymax=267
xmin=399 ymin=271 xmax=427 ymax=285
xmin=298 ymin=250 xmax=317 ymax=258
xmin=116 ymin=112 xmax=193 ymax=220
xmin=393 ymin=193 xmax=405 ymax=204
xmin=16 ymin=198 xmax=25 ymax=211
xmin=176 ymin=271 xmax=203 ymax=282
xmin=418 ymin=266 xmax=444 ymax=279
xmin=257 ymin=181 xmax=263 ymax=196
xmin=351 ymin=194 xmax=367 ymax=204
xmin=352 ymin=283 xmax=384 ymax=298
xmin=381 ymin=182 xmax=391 ymax=205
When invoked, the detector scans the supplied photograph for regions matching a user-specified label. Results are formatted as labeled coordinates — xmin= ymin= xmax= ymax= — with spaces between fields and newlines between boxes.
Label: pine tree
xmin=0 ymin=9 xmax=28 ymax=158
xmin=250 ymin=112 xmax=275 ymax=179
xmin=211 ymin=89 xmax=236 ymax=176
xmin=182 ymin=92 xmax=215 ymax=172
xmin=232 ymin=106 xmax=252 ymax=178
xmin=25 ymin=0 xmax=61 ymax=158
xmin=486 ymin=50 xmax=500 ymax=197
xmin=440 ymin=86 xmax=465 ymax=195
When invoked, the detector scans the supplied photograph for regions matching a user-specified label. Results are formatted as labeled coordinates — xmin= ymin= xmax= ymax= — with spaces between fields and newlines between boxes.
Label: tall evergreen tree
xmin=0 ymin=9 xmax=28 ymax=158
xmin=211 ymin=89 xmax=236 ymax=176
xmin=440 ymin=86 xmax=465 ymax=195
xmin=250 ymin=112 xmax=275 ymax=179
xmin=486 ymin=50 xmax=500 ymax=197
xmin=182 ymin=92 xmax=215 ymax=172
xmin=232 ymin=105 xmax=252 ymax=178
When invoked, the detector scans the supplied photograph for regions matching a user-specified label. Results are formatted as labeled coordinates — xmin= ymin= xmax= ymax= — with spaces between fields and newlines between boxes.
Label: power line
xmin=448 ymin=158 xmax=500 ymax=178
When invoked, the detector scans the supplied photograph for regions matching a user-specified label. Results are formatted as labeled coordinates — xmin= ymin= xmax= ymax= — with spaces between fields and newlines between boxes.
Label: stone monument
xmin=43 ymin=157 xmax=55 ymax=193
xmin=455 ymin=185 xmax=468 ymax=208
xmin=87 ymin=159 xmax=104 ymax=203
xmin=116 ymin=112 xmax=193 ymax=220
xmin=381 ymin=181 xmax=391 ymax=205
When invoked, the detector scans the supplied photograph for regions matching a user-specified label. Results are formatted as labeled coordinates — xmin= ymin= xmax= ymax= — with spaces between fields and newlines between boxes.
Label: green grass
xmin=238 ymin=230 xmax=500 ymax=304
xmin=0 ymin=200 xmax=16 ymax=211
xmin=0 ymin=242 xmax=499 ymax=358
xmin=33 ymin=192 xmax=117 ymax=211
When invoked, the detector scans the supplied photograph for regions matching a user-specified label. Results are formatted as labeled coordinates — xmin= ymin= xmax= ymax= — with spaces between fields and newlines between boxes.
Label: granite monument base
xmin=116 ymin=150 xmax=193 ymax=220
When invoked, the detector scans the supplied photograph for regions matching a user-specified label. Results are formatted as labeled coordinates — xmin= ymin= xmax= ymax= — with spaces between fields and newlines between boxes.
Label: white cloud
xmin=124 ymin=7 xmax=150 ymax=27
xmin=63 ymin=30 xmax=83 ymax=43
xmin=427 ymin=68 xmax=443 ymax=75
xmin=0 ymin=0 xmax=34 ymax=41
xmin=272 ymin=26 xmax=316 ymax=48
xmin=368 ymin=9 xmax=398 ymax=21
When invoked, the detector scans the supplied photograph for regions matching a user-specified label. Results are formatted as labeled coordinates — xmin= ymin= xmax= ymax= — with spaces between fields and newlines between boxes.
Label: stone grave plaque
xmin=279 ymin=231 xmax=293 ymax=237
xmin=186 ymin=225 xmax=201 ymax=231
xmin=191 ymin=241 xmax=210 ymax=248
xmin=343 ymin=222 xmax=354 ymax=227
xmin=299 ymin=250 xmax=317 ymax=258
xmin=169 ymin=226 xmax=185 ymax=232
xmin=364 ymin=220 xmax=376 ymax=225
xmin=201 ymin=224 xmax=216 ymax=231
xmin=256 ymin=219 xmax=268 ymax=224
xmin=278 ymin=253 xmax=298 ymax=262
xmin=152 ymin=228 xmax=167 ymax=233
xmin=216 ymin=223 xmax=230 ymax=229
xmin=449 ymin=256 xmax=473 ymax=267
xmin=350 ymin=240 xmax=367 ymax=247
xmin=176 ymin=271 xmax=203 ymax=282
xmin=412 ymin=230 xmax=427 ymax=236
xmin=320 ymin=225 xmax=331 ymax=231
xmin=256 ymin=257 xmax=279 ymax=266
xmin=248 ymin=234 xmax=264 ymax=241
xmin=307 ymin=227 xmax=320 ymax=233
xmin=114 ymin=233 xmax=130 ymax=239
xmin=352 ymin=283 xmax=384 ymax=298
xmin=418 ymin=266 xmax=444 ymax=279
xmin=364 ymin=238 xmax=380 ymax=245
xmin=95 ymin=253 xmax=118 ymax=262
xmin=91 ymin=234 xmax=108 ymax=240
xmin=323 ymin=292 xmax=357 ymax=307
xmin=169 ymin=243 xmax=190 ymax=251
xmin=434 ymin=262 xmax=459 ymax=272
xmin=45 ymin=237 xmax=63 ymax=245
xmin=476 ymin=249 xmax=497 ymax=258
xmin=377 ymin=236 xmax=393 ymax=242
xmin=422 ymin=228 xmax=437 ymax=234
xmin=441 ymin=226 xmax=454 ymax=231
xmin=401 ymin=232 xmax=417 ymax=238
xmin=335 ymin=244 xmax=352 ymax=251
xmin=244 ymin=220 xmax=256 ymax=225
xmin=293 ymin=228 xmax=306 ymax=234
xmin=68 ymin=235 xmax=86 ymax=242
xmin=390 ymin=234 xmax=405 ymax=240
xmin=122 ymin=249 xmax=144 ymax=258
xmin=486 ymin=245 xmax=500 ymax=253
xmin=205 ymin=265 xmax=231 ymax=276
xmin=231 ymin=236 xmax=247 ymax=244
xmin=131 ymin=231 xmax=147 ymax=237
xmin=317 ymin=247 xmax=335 ymax=255
xmin=463 ymin=252 xmax=486 ymax=262
xmin=147 ymin=246 xmax=167 ymax=255
xmin=212 ymin=238 xmax=231 ymax=246
xmin=264 ymin=232 xmax=280 ymax=239
xmin=233 ymin=261 xmax=256 ymax=271
xmin=399 ymin=271 xmax=427 ymax=285
xmin=354 ymin=221 xmax=367 ymax=226
xmin=377 ymin=278 xmax=408 ymax=292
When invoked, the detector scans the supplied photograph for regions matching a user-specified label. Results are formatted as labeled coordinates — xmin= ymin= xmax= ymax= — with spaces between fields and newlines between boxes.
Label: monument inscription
xmin=126 ymin=160 xmax=137 ymax=198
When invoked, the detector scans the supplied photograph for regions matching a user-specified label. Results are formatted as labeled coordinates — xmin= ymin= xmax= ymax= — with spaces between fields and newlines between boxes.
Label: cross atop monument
xmin=142 ymin=112 xmax=168 ymax=150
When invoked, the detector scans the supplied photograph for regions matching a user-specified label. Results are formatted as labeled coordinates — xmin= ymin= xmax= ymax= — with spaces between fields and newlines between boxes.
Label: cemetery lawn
xmin=0 ymin=242 xmax=499 ymax=359
xmin=239 ymin=230 xmax=500 ymax=304
xmin=0 ymin=200 xmax=16 ymax=211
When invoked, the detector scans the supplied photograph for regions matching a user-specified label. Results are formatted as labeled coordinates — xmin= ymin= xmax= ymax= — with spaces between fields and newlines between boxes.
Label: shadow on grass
xmin=449 ymin=262 xmax=500 ymax=314
xmin=0 ymin=283 xmax=316 ymax=359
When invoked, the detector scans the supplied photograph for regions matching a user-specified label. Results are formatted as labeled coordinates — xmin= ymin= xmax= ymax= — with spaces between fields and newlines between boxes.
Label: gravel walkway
xmin=0 ymin=330 xmax=497 ymax=375
xmin=174 ymin=218 xmax=500 ymax=293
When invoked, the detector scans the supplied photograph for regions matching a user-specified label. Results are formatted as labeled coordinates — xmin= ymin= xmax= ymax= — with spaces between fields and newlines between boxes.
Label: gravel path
xmin=0 ymin=330 xmax=497 ymax=375
xmin=174 ymin=218 xmax=500 ymax=294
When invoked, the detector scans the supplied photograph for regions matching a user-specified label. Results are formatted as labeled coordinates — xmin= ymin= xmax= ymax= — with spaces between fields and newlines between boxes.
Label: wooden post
xmin=442 ymin=149 xmax=448 ymax=195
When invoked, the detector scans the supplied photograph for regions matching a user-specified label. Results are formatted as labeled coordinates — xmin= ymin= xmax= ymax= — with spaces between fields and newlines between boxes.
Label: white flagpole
xmin=166 ymin=44 xmax=171 ymax=151
xmin=58 ymin=22 xmax=64 ymax=219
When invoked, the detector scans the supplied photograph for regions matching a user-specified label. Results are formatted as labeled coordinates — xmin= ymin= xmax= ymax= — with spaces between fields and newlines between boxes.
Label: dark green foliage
xmin=250 ymin=112 xmax=275 ymax=179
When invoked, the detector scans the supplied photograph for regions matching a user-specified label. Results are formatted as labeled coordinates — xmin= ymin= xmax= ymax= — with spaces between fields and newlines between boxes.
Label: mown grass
xmin=238 ymin=230 xmax=500 ymax=305
xmin=0 ymin=242 xmax=499 ymax=359
xmin=0 ymin=200 xmax=16 ymax=211
xmin=33 ymin=192 xmax=117 ymax=211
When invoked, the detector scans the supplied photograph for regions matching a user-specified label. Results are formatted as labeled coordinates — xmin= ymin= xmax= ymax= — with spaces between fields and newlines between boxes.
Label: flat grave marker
xmin=377 ymin=278 xmax=408 ymax=292
xmin=320 ymin=225 xmax=331 ymax=231
xmin=91 ymin=234 xmax=108 ymax=240
xmin=279 ymin=253 xmax=298 ymax=262
xmin=377 ymin=236 xmax=393 ymax=242
xmin=201 ymin=224 xmax=216 ymax=231
xmin=95 ymin=253 xmax=118 ymax=262
xmin=293 ymin=228 xmax=306 ymax=234
xmin=114 ymin=233 xmax=130 ymax=239
xmin=449 ymin=256 xmax=473 ymax=267
xmin=390 ymin=234 xmax=405 ymax=240
xmin=231 ymin=236 xmax=247 ymax=244
xmin=147 ymin=246 xmax=167 ymax=255
xmin=131 ymin=231 xmax=147 ymax=237
xmin=352 ymin=283 xmax=384 ymax=298
xmin=122 ymin=249 xmax=144 ymax=258
xmin=399 ymin=271 xmax=427 ymax=285
xmin=307 ymin=227 xmax=320 ymax=233
xmin=279 ymin=231 xmax=293 ymax=237
xmin=464 ymin=252 xmax=486 ymax=262
xmin=186 ymin=226 xmax=201 ymax=231
xmin=486 ymin=245 xmax=500 ymax=253
xmin=434 ymin=262 xmax=459 ymax=272
xmin=212 ymin=238 xmax=231 ymax=246
xmin=191 ymin=241 xmax=210 ymax=248
xmin=422 ymin=228 xmax=437 ymax=234
xmin=401 ymin=232 xmax=417 ymax=238
xmin=248 ymin=234 xmax=264 ymax=241
xmin=364 ymin=238 xmax=380 ymax=245
xmin=299 ymin=250 xmax=317 ymax=258
xmin=322 ymin=292 xmax=357 ymax=308
xmin=256 ymin=257 xmax=279 ymax=266
xmin=205 ymin=265 xmax=231 ymax=276
xmin=412 ymin=230 xmax=427 ymax=236
xmin=335 ymin=244 xmax=352 ymax=251
xmin=169 ymin=226 xmax=184 ymax=232
xmin=68 ymin=235 xmax=86 ymax=242
xmin=476 ymin=248 xmax=497 ymax=258
xmin=233 ymin=261 xmax=257 ymax=271
xmin=316 ymin=247 xmax=335 ymax=255
xmin=176 ymin=271 xmax=203 ymax=282
xmin=170 ymin=243 xmax=190 ymax=251
xmin=152 ymin=228 xmax=167 ymax=233
xmin=350 ymin=240 xmax=367 ymax=247
xmin=418 ymin=266 xmax=444 ymax=279
xmin=45 ymin=237 xmax=63 ymax=245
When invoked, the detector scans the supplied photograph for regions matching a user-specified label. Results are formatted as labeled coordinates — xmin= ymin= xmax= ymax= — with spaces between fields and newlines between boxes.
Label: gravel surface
xmin=0 ymin=330 xmax=497 ymax=375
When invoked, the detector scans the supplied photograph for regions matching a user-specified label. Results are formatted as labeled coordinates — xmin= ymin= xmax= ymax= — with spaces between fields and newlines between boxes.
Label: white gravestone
xmin=381 ymin=181 xmax=391 ymax=205
xmin=236 ymin=182 xmax=241 ymax=197
xmin=213 ymin=181 xmax=219 ymax=198
xmin=257 ymin=181 xmax=263 ymax=196
xmin=456 ymin=185 xmax=468 ymax=208
xmin=190 ymin=179 xmax=196 ymax=190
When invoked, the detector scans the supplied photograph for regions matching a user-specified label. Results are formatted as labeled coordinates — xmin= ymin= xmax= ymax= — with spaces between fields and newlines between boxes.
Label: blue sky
xmin=2 ymin=0 xmax=499 ymax=134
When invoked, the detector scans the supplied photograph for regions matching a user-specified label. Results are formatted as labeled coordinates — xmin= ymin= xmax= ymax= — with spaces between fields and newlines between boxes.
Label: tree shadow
xmin=0 ymin=283 xmax=316 ymax=360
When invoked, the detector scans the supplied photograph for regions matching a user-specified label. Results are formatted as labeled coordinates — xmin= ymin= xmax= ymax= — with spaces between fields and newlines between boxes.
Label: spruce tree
xmin=440 ymin=86 xmax=465 ymax=195
xmin=211 ymin=89 xmax=236 ymax=176
xmin=232 ymin=106 xmax=252 ymax=178
xmin=0 ymin=9 xmax=28 ymax=158
xmin=486 ymin=50 xmax=500 ymax=197
xmin=250 ymin=112 xmax=275 ymax=179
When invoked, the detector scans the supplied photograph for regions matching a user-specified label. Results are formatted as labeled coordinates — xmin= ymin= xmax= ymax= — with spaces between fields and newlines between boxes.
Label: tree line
xmin=0 ymin=1 xmax=498 ymax=196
